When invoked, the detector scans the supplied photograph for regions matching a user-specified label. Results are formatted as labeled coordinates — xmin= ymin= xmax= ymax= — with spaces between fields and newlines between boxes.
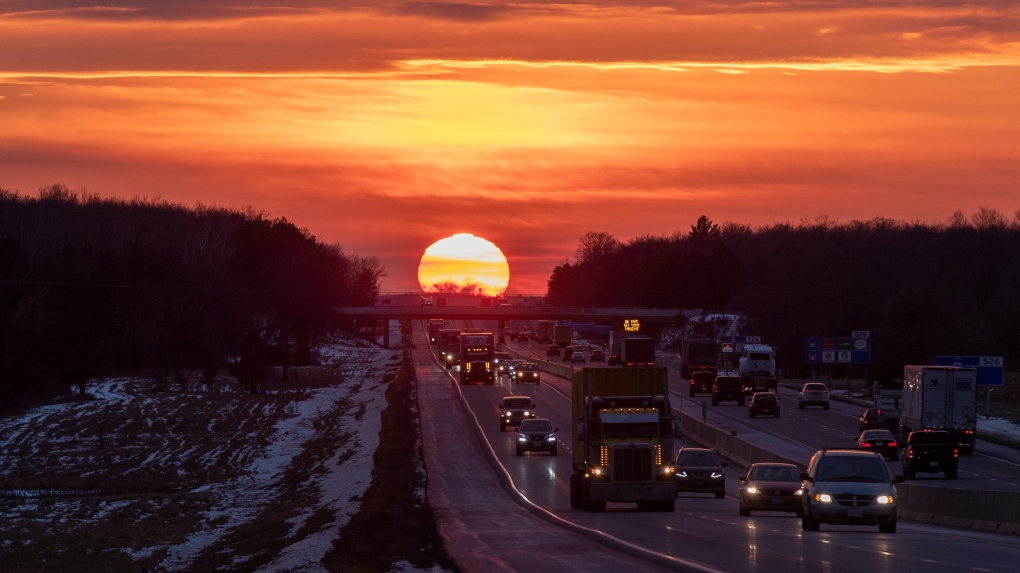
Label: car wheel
xmin=660 ymin=500 xmax=676 ymax=512
xmin=690 ymin=390 xmax=695 ymax=398
xmin=739 ymin=505 xmax=750 ymax=517
xmin=905 ymin=468 xmax=914 ymax=480
xmin=799 ymin=402 xmax=805 ymax=409
xmin=749 ymin=412 xmax=754 ymax=418
xmin=891 ymin=453 xmax=899 ymax=461
xmin=712 ymin=398 xmax=719 ymax=406
xmin=879 ymin=519 xmax=897 ymax=533
xmin=551 ymin=447 xmax=558 ymax=456
xmin=802 ymin=510 xmax=819 ymax=532
xmin=570 ymin=474 xmax=582 ymax=509
xmin=824 ymin=404 xmax=830 ymax=410
xmin=775 ymin=412 xmax=781 ymax=418
xmin=739 ymin=398 xmax=746 ymax=406
xmin=715 ymin=490 xmax=725 ymax=499
xmin=500 ymin=422 xmax=506 ymax=432
xmin=590 ymin=501 xmax=606 ymax=513
xmin=946 ymin=468 xmax=958 ymax=479
xmin=516 ymin=447 xmax=523 ymax=456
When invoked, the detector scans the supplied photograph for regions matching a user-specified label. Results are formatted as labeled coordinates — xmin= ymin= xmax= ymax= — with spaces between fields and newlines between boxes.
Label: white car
xmin=798 ymin=382 xmax=830 ymax=410
xmin=570 ymin=350 xmax=585 ymax=363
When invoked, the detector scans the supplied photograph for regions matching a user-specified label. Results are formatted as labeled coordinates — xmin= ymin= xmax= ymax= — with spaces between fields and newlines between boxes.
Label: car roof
xmin=749 ymin=462 xmax=798 ymax=469
xmin=815 ymin=448 xmax=883 ymax=458
xmin=503 ymin=395 xmax=531 ymax=400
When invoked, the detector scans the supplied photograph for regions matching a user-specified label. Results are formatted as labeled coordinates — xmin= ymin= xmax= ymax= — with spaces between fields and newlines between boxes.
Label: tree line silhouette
xmin=547 ymin=212 xmax=1020 ymax=381
xmin=0 ymin=185 xmax=383 ymax=413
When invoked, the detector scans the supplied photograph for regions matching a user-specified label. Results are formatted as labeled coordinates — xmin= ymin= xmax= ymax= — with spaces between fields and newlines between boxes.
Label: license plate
xmin=847 ymin=509 xmax=863 ymax=517
xmin=694 ymin=481 xmax=704 ymax=487
xmin=772 ymin=497 xmax=784 ymax=505
xmin=930 ymin=461 xmax=939 ymax=466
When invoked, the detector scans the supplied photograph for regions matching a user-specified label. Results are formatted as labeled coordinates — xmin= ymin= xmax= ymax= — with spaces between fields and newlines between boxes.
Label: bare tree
xmin=575 ymin=231 xmax=620 ymax=264
xmin=972 ymin=206 xmax=1008 ymax=230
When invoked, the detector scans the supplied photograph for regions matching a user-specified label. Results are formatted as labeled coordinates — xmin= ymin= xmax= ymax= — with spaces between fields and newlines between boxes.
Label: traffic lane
xmin=414 ymin=327 xmax=680 ymax=573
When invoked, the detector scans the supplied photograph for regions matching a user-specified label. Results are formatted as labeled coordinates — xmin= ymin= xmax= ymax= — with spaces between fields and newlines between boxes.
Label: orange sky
xmin=2 ymin=2 xmax=1018 ymax=294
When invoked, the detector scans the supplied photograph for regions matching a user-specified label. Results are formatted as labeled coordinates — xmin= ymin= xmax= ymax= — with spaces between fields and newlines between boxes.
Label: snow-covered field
xmin=0 ymin=332 xmax=408 ymax=572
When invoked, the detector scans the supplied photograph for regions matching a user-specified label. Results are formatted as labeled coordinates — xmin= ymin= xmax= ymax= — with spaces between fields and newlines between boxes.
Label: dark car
xmin=499 ymin=396 xmax=536 ymax=431
xmin=739 ymin=463 xmax=804 ymax=516
xmin=690 ymin=371 xmax=715 ymax=397
xmin=546 ymin=345 xmax=561 ymax=359
xmin=675 ymin=447 xmax=727 ymax=498
xmin=748 ymin=392 xmax=781 ymax=418
xmin=712 ymin=373 xmax=745 ymax=406
xmin=513 ymin=362 xmax=541 ymax=384
xmin=856 ymin=429 xmax=899 ymax=460
xmin=493 ymin=352 xmax=512 ymax=376
xmin=859 ymin=408 xmax=880 ymax=433
xmin=516 ymin=418 xmax=558 ymax=455
xmin=590 ymin=349 xmax=606 ymax=362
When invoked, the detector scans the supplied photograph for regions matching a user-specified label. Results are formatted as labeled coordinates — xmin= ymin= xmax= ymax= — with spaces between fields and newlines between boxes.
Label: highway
xmin=416 ymin=323 xmax=1020 ymax=572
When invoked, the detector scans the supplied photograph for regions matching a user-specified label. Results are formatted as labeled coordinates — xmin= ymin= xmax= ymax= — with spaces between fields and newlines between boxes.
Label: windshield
xmin=602 ymin=422 xmax=658 ymax=439
xmin=805 ymin=384 xmax=827 ymax=391
xmin=753 ymin=394 xmax=776 ymax=403
xmin=519 ymin=363 xmax=537 ymax=371
xmin=749 ymin=466 xmax=800 ymax=481
xmin=862 ymin=431 xmax=894 ymax=440
xmin=677 ymin=451 xmax=720 ymax=466
xmin=520 ymin=420 xmax=553 ymax=433
xmin=816 ymin=457 xmax=890 ymax=482
xmin=503 ymin=399 xmax=532 ymax=409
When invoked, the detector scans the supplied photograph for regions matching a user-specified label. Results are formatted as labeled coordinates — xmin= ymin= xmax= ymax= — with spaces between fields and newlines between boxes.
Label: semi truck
xmin=899 ymin=365 xmax=978 ymax=454
xmin=608 ymin=331 xmax=622 ymax=365
xmin=621 ymin=337 xmax=655 ymax=367
xmin=569 ymin=367 xmax=677 ymax=512
xmin=554 ymin=325 xmax=572 ymax=349
xmin=679 ymin=338 xmax=718 ymax=378
xmin=459 ymin=332 xmax=495 ymax=385
xmin=738 ymin=343 xmax=777 ymax=393
xmin=536 ymin=320 xmax=555 ymax=344
xmin=437 ymin=328 xmax=460 ymax=369
xmin=427 ymin=319 xmax=446 ymax=345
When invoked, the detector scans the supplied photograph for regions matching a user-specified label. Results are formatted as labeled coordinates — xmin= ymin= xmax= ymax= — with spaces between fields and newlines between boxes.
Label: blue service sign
xmin=935 ymin=356 xmax=1004 ymax=386
xmin=805 ymin=350 xmax=870 ymax=364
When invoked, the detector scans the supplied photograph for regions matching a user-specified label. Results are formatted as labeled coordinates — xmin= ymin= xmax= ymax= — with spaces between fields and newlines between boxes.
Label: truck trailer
xmin=621 ymin=337 xmax=655 ymax=367
xmin=536 ymin=320 xmax=555 ymax=344
xmin=679 ymin=338 xmax=718 ymax=378
xmin=569 ymin=367 xmax=677 ymax=512
xmin=554 ymin=325 xmax=572 ymax=349
xmin=899 ymin=365 xmax=978 ymax=454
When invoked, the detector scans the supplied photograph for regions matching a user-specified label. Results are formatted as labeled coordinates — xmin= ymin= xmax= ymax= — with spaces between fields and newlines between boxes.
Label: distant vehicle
xmin=902 ymin=430 xmax=958 ymax=479
xmin=712 ymin=372 xmax=745 ymax=406
xmin=427 ymin=319 xmax=446 ymax=344
xmin=514 ymin=362 xmax=541 ymax=384
xmin=856 ymin=429 xmax=899 ymax=461
xmin=493 ymin=352 xmax=512 ymax=376
xmin=739 ymin=463 xmax=803 ymax=517
xmin=675 ymin=447 xmax=727 ymax=499
xmin=689 ymin=371 xmax=715 ymax=397
xmin=800 ymin=449 xmax=902 ymax=533
xmin=590 ymin=349 xmax=605 ymax=362
xmin=436 ymin=297 xmax=447 ymax=307
xmin=437 ymin=328 xmax=460 ymax=369
xmin=680 ymin=338 xmax=718 ymax=378
xmin=517 ymin=331 xmax=531 ymax=342
xmin=516 ymin=418 xmax=558 ymax=456
xmin=748 ymin=392 xmax=780 ymax=418
xmin=507 ymin=359 xmax=527 ymax=378
xmin=570 ymin=350 xmax=586 ymax=363
xmin=546 ymin=345 xmax=561 ymax=359
xmin=621 ymin=337 xmax=655 ymax=367
xmin=499 ymin=395 xmax=536 ymax=431
xmin=872 ymin=380 xmax=904 ymax=431
xmin=422 ymin=296 xmax=434 ymax=306
xmin=536 ymin=320 xmax=555 ymax=344
xmin=859 ymin=408 xmax=880 ymax=433
xmin=495 ymin=296 xmax=511 ymax=307
xmin=458 ymin=332 xmax=495 ymax=385
xmin=554 ymin=325 xmax=572 ymax=348
xmin=738 ymin=344 xmax=776 ymax=392
xmin=900 ymin=366 xmax=977 ymax=454
xmin=798 ymin=382 xmax=830 ymax=410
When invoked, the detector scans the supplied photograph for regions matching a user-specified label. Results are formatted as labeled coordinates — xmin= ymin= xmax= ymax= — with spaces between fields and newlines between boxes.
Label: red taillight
xmin=908 ymin=450 xmax=914 ymax=459
xmin=954 ymin=449 xmax=959 ymax=458
xmin=888 ymin=441 xmax=897 ymax=448
xmin=965 ymin=429 xmax=974 ymax=434
xmin=861 ymin=442 xmax=872 ymax=447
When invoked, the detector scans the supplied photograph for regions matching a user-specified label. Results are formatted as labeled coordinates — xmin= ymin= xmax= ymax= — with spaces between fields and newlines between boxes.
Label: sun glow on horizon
xmin=418 ymin=234 xmax=510 ymax=296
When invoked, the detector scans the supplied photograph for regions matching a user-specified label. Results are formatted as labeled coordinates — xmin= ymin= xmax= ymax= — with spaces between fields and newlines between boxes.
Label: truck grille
xmin=611 ymin=446 xmax=654 ymax=482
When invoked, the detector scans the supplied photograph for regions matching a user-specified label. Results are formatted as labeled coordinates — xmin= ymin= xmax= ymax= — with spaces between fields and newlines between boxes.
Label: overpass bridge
xmin=338 ymin=305 xmax=703 ymax=347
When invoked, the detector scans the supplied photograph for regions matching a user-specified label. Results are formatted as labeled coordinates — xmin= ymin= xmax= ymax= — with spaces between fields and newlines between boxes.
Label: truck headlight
xmin=661 ymin=466 xmax=674 ymax=474
xmin=591 ymin=467 xmax=604 ymax=476
xmin=814 ymin=493 xmax=832 ymax=503
xmin=876 ymin=495 xmax=893 ymax=504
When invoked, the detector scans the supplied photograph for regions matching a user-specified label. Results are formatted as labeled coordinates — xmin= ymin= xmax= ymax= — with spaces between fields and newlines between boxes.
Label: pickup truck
xmin=902 ymin=430 xmax=958 ymax=480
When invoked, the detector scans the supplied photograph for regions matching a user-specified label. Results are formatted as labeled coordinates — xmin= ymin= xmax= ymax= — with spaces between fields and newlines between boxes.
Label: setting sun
xmin=418 ymin=234 xmax=510 ymax=296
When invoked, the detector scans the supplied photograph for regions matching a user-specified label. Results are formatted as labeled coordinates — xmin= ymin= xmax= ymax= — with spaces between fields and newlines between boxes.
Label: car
xmin=590 ymin=349 xmax=606 ymax=362
xmin=800 ymin=449 xmax=903 ymax=533
xmin=690 ymin=371 xmax=715 ymax=397
xmin=859 ymin=408 xmax=880 ymax=433
xmin=739 ymin=463 xmax=804 ymax=516
xmin=798 ymin=382 xmax=831 ymax=409
xmin=856 ymin=429 xmax=899 ymax=461
xmin=492 ymin=352 xmax=512 ymax=376
xmin=570 ymin=350 xmax=586 ymax=363
xmin=506 ymin=359 xmax=527 ymax=378
xmin=514 ymin=362 xmax=541 ymax=384
xmin=674 ymin=447 xmax=727 ymax=499
xmin=516 ymin=418 xmax=558 ymax=455
xmin=499 ymin=395 xmax=536 ymax=431
xmin=712 ymin=372 xmax=745 ymax=406
xmin=748 ymin=392 xmax=780 ymax=418
xmin=546 ymin=345 xmax=561 ymax=359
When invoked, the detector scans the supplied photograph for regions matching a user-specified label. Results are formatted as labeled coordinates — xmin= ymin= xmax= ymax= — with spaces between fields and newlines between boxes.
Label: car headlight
xmin=523 ymin=411 xmax=531 ymax=417
xmin=814 ymin=493 xmax=832 ymax=503
xmin=794 ymin=489 xmax=804 ymax=496
xmin=676 ymin=471 xmax=687 ymax=478
xmin=876 ymin=495 xmax=893 ymax=504
xmin=746 ymin=486 xmax=758 ymax=494
xmin=517 ymin=435 xmax=527 ymax=442
xmin=546 ymin=435 xmax=556 ymax=442
xmin=711 ymin=472 xmax=723 ymax=479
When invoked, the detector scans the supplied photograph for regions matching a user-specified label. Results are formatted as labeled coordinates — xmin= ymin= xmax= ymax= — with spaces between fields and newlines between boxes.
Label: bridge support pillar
xmin=497 ymin=319 xmax=505 ymax=344
xmin=382 ymin=318 xmax=390 ymax=348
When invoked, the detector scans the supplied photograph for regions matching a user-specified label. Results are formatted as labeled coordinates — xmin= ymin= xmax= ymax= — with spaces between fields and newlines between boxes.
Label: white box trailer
xmin=900 ymin=366 xmax=978 ymax=454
